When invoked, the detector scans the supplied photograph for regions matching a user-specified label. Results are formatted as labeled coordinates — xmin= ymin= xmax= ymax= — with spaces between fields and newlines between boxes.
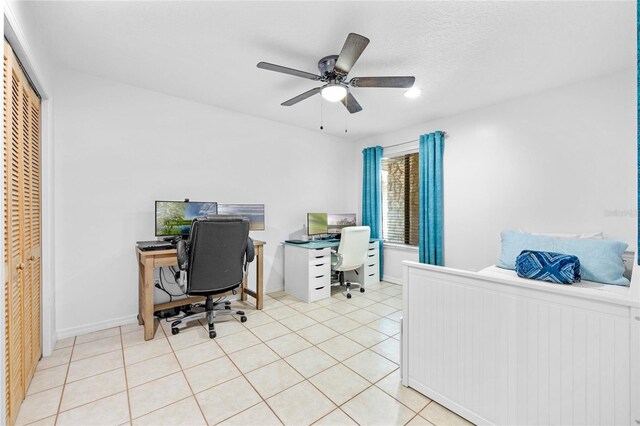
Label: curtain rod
xmin=383 ymin=131 xmax=447 ymax=149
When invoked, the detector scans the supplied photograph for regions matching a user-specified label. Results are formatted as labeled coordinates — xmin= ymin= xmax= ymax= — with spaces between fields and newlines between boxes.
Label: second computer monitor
xmin=327 ymin=213 xmax=357 ymax=234
xmin=307 ymin=213 xmax=328 ymax=236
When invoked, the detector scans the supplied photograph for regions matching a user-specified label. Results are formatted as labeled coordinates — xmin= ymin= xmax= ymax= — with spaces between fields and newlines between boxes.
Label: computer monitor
xmin=155 ymin=200 xmax=218 ymax=237
xmin=307 ymin=213 xmax=328 ymax=236
xmin=218 ymin=203 xmax=265 ymax=231
xmin=327 ymin=213 xmax=357 ymax=234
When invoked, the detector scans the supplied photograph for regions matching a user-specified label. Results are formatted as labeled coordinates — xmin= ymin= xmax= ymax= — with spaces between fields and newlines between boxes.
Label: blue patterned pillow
xmin=515 ymin=250 xmax=581 ymax=284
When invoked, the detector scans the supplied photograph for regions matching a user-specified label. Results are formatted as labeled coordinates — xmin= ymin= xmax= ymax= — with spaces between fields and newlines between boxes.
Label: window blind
xmin=382 ymin=153 xmax=419 ymax=245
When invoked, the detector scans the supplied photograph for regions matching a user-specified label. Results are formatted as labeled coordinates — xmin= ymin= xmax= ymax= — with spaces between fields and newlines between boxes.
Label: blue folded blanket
xmin=515 ymin=250 xmax=581 ymax=284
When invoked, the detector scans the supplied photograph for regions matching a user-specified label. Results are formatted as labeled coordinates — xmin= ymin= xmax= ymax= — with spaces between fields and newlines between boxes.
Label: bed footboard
xmin=401 ymin=261 xmax=639 ymax=426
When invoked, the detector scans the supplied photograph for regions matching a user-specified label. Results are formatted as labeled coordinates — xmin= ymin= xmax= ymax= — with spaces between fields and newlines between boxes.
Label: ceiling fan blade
xmin=281 ymin=87 xmax=322 ymax=106
xmin=257 ymin=62 xmax=321 ymax=81
xmin=341 ymin=92 xmax=363 ymax=114
xmin=350 ymin=76 xmax=415 ymax=88
xmin=334 ymin=33 xmax=370 ymax=76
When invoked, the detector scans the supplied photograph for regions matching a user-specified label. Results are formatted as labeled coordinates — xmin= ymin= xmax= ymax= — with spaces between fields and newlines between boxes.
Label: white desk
xmin=283 ymin=240 xmax=380 ymax=303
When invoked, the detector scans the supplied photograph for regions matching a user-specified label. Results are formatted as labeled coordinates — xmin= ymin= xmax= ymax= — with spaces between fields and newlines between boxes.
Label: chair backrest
xmin=186 ymin=216 xmax=250 ymax=295
xmin=337 ymin=226 xmax=371 ymax=271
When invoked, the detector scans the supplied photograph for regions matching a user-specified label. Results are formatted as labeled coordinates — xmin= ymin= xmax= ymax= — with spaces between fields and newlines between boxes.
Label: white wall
xmin=356 ymin=69 xmax=637 ymax=282
xmin=53 ymin=69 xmax=357 ymax=337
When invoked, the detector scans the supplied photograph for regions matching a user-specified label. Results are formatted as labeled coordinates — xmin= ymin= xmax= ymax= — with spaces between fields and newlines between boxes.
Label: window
xmin=382 ymin=152 xmax=419 ymax=245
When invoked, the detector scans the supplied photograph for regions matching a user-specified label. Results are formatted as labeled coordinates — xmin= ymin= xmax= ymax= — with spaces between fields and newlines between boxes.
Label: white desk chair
xmin=331 ymin=226 xmax=371 ymax=299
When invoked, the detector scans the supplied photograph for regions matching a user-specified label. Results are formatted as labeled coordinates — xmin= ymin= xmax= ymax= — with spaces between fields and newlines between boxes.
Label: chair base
xmin=170 ymin=296 xmax=246 ymax=338
xmin=333 ymin=271 xmax=365 ymax=299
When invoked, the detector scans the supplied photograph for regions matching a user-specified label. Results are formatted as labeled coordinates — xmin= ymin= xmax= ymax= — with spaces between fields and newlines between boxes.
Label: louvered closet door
xmin=3 ymin=40 xmax=41 ymax=426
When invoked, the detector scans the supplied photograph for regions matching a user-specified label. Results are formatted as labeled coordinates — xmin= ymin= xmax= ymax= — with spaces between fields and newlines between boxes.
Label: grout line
xmin=52 ymin=336 xmax=75 ymax=425
xmin=118 ymin=326 xmax=134 ymax=425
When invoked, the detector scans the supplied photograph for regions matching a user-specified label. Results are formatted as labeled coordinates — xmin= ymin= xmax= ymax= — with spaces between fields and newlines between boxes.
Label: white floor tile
xmin=295 ymin=323 xmax=339 ymax=345
xmin=129 ymin=372 xmax=192 ymax=419
xmin=57 ymin=391 xmax=129 ymax=426
xmin=174 ymin=339 xmax=225 ymax=369
xmin=343 ymin=350 xmax=398 ymax=383
xmin=420 ymin=402 xmax=474 ymax=426
xmin=196 ymin=376 xmax=262 ymax=425
xmin=250 ymin=321 xmax=291 ymax=342
xmin=219 ymin=401 xmax=283 ymax=426
xmin=267 ymin=381 xmax=335 ymax=426
xmin=376 ymin=370 xmax=431 ymax=412
xmin=60 ymin=368 xmax=127 ymax=412
xmin=183 ymin=355 xmax=241 ymax=393
xmin=132 ymin=396 xmax=207 ymax=426
xmin=26 ymin=364 xmax=68 ymax=395
xmin=265 ymin=333 xmax=312 ymax=358
xmin=228 ymin=342 xmax=280 ymax=373
xmin=245 ymin=359 xmax=304 ymax=398
xmin=309 ymin=364 xmax=371 ymax=405
xmin=126 ymin=353 xmax=181 ymax=387
xmin=216 ymin=330 xmax=261 ymax=354
xmin=15 ymin=386 xmax=62 ymax=426
xmin=342 ymin=386 xmax=415 ymax=426
xmin=66 ymin=350 xmax=123 ymax=383
xmin=284 ymin=347 xmax=338 ymax=378
xmin=317 ymin=335 xmax=366 ymax=362
xmin=313 ymin=408 xmax=358 ymax=425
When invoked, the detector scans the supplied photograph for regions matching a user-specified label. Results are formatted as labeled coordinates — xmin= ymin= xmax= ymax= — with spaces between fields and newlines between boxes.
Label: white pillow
xmin=518 ymin=229 xmax=603 ymax=239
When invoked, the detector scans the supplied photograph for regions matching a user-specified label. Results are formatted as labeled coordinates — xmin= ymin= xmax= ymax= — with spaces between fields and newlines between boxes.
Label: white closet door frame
xmin=1 ymin=3 xmax=55 ymax=423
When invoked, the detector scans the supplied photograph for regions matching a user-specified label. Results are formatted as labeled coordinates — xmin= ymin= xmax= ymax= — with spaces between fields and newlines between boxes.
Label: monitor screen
xmin=307 ymin=212 xmax=328 ymax=236
xmin=218 ymin=203 xmax=265 ymax=231
xmin=327 ymin=213 xmax=357 ymax=234
xmin=155 ymin=201 xmax=218 ymax=236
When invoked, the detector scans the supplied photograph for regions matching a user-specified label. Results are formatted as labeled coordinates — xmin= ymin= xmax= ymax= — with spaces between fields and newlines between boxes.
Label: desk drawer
xmin=365 ymin=270 xmax=380 ymax=285
xmin=308 ymin=247 xmax=331 ymax=260
xmin=309 ymin=263 xmax=330 ymax=280
xmin=368 ymin=242 xmax=378 ymax=250
xmin=308 ymin=279 xmax=331 ymax=302
xmin=309 ymin=256 xmax=330 ymax=267
xmin=364 ymin=262 xmax=378 ymax=275
xmin=366 ymin=252 xmax=379 ymax=264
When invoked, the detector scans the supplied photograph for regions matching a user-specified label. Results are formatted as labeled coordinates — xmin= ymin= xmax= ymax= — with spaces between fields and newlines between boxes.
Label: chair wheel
xmin=171 ymin=327 xmax=179 ymax=335
xmin=346 ymin=293 xmax=352 ymax=299
xmin=240 ymin=316 xmax=247 ymax=323
xmin=225 ymin=306 xmax=231 ymax=310
xmin=209 ymin=330 xmax=217 ymax=338
xmin=360 ymin=288 xmax=365 ymax=293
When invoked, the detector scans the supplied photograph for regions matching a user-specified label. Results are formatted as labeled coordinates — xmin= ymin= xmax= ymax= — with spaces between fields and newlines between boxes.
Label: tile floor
xmin=17 ymin=281 xmax=474 ymax=426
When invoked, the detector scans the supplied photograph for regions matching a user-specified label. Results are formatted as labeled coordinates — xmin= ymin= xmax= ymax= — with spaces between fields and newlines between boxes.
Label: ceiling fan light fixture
xmin=404 ymin=87 xmax=422 ymax=98
xmin=321 ymin=84 xmax=348 ymax=102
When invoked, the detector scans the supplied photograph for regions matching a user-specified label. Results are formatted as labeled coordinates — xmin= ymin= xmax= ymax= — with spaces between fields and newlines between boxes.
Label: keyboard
xmin=137 ymin=240 xmax=174 ymax=251
xmin=285 ymin=240 xmax=308 ymax=244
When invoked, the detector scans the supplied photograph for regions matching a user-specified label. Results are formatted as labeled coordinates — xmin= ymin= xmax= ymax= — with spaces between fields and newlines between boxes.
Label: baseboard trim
xmin=57 ymin=314 xmax=138 ymax=340
xmin=382 ymin=276 xmax=402 ymax=285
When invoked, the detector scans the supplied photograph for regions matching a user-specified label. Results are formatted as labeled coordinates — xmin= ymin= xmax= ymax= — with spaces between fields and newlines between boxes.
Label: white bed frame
xmin=401 ymin=260 xmax=640 ymax=426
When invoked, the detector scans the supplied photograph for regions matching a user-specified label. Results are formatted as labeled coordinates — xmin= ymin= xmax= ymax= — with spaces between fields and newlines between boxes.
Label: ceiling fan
xmin=257 ymin=33 xmax=415 ymax=114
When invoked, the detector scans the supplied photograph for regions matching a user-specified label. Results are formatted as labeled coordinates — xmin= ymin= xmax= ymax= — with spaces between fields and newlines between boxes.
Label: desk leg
xmin=241 ymin=275 xmax=247 ymax=302
xmin=143 ymin=259 xmax=155 ymax=340
xmin=256 ymin=245 xmax=263 ymax=310
xmin=137 ymin=259 xmax=144 ymax=325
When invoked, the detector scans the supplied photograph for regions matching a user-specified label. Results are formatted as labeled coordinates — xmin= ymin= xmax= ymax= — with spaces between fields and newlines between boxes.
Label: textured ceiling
xmin=21 ymin=1 xmax=636 ymax=139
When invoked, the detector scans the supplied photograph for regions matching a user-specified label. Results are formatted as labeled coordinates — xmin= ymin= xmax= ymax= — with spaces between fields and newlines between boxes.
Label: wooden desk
xmin=136 ymin=240 xmax=265 ymax=340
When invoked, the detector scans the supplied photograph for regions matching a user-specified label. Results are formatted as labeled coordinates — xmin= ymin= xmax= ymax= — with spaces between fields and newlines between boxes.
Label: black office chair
xmin=171 ymin=216 xmax=255 ymax=338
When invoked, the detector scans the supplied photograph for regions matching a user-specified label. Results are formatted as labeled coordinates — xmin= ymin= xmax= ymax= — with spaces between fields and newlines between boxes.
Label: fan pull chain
xmin=344 ymin=95 xmax=348 ymax=133
xmin=320 ymin=97 xmax=324 ymax=130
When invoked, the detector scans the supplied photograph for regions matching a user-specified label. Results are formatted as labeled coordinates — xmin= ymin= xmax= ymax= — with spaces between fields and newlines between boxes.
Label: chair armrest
xmin=331 ymin=251 xmax=343 ymax=270
xmin=176 ymin=239 xmax=189 ymax=270
xmin=246 ymin=238 xmax=255 ymax=263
